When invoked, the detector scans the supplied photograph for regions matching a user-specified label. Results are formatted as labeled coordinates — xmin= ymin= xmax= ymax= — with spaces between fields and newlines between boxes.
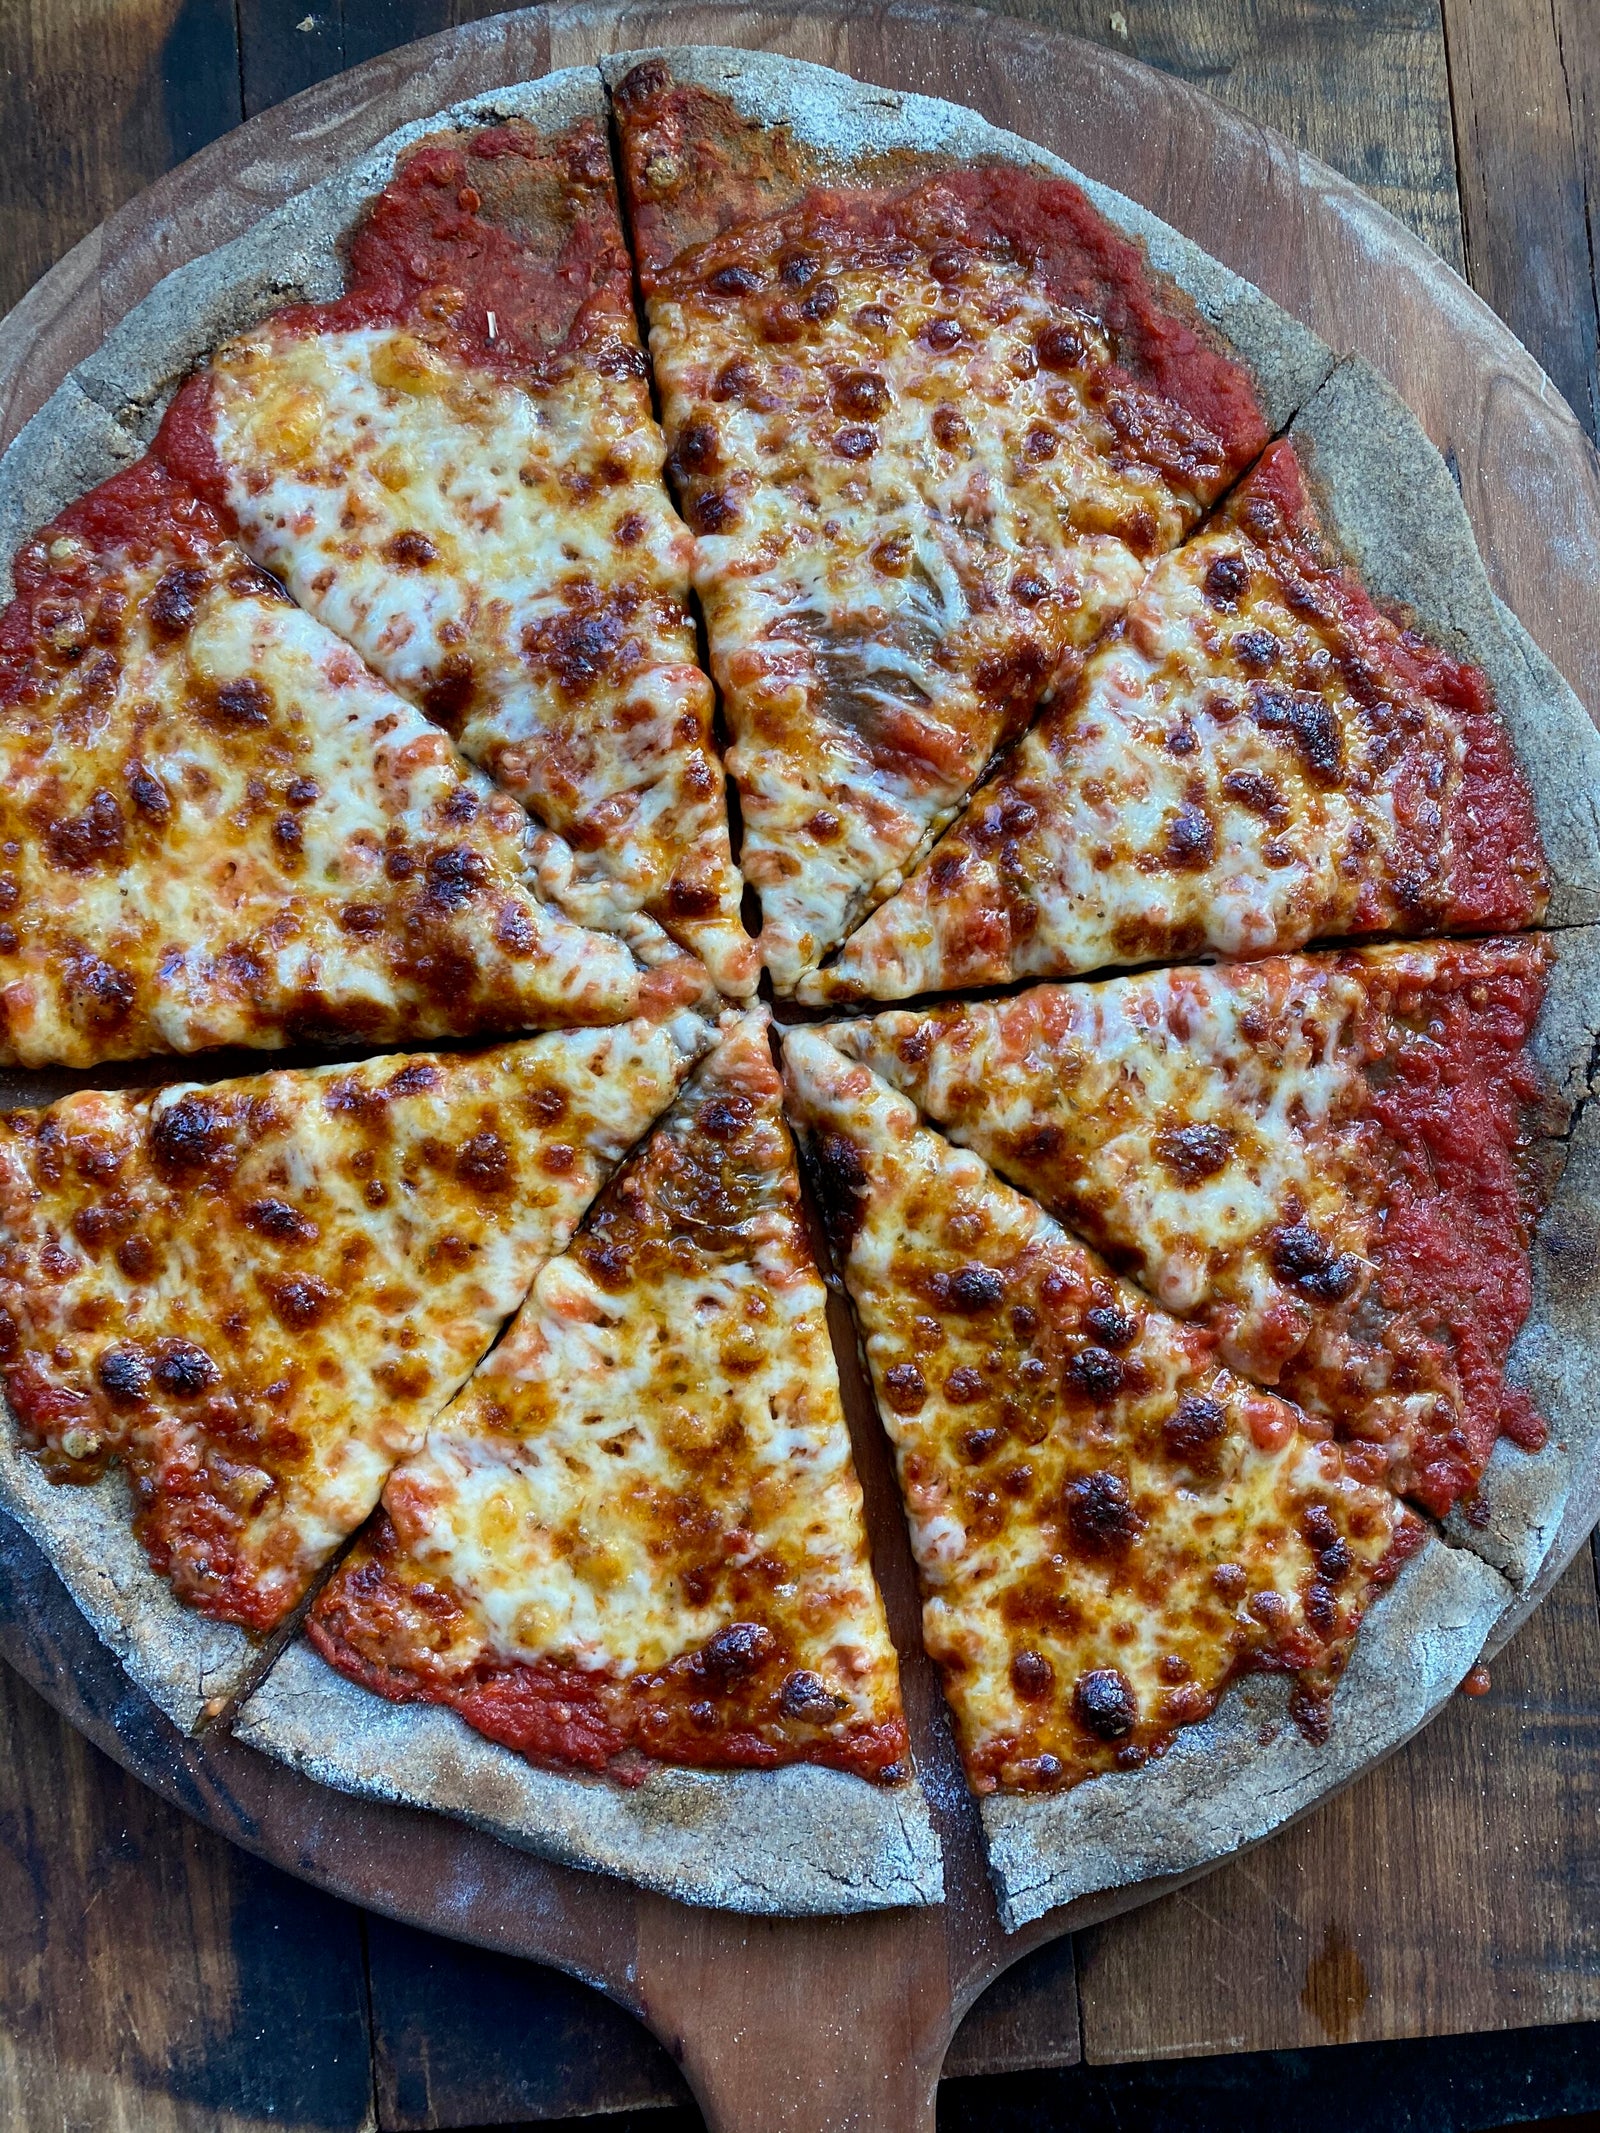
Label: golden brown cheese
xmin=802 ymin=443 xmax=1546 ymax=1004
xmin=0 ymin=459 xmax=654 ymax=1068
xmin=158 ymin=121 xmax=756 ymax=996
xmin=819 ymin=938 xmax=1553 ymax=1515
xmin=612 ymin=69 xmax=1266 ymax=989
xmin=0 ymin=1011 xmax=709 ymax=1630
xmin=781 ymin=1029 xmax=1418 ymax=1791
xmin=310 ymin=1011 xmax=909 ymax=1784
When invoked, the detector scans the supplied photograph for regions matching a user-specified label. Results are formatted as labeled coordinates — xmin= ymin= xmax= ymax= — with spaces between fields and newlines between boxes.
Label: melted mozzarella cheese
xmin=649 ymin=246 xmax=1211 ymax=989
xmin=197 ymin=325 xmax=755 ymax=994
xmin=334 ymin=1013 xmax=901 ymax=1732
xmin=0 ymin=521 xmax=644 ymax=1067
xmin=781 ymin=1029 xmax=1408 ymax=1792
xmin=802 ymin=522 xmax=1475 ymax=1003
xmin=0 ymin=1014 xmax=708 ymax=1627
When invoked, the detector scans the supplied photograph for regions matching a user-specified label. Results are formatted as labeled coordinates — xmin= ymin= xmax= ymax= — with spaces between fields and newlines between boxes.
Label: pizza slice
xmin=608 ymin=51 xmax=1328 ymax=990
xmin=308 ymin=1009 xmax=910 ymax=1787
xmin=818 ymin=936 xmax=1554 ymax=1517
xmin=800 ymin=378 xmax=1549 ymax=1004
xmin=781 ymin=1027 xmax=1420 ymax=1793
xmin=0 ymin=455 xmax=682 ymax=1069
xmin=0 ymin=1007 xmax=711 ymax=1634
xmin=155 ymin=103 xmax=756 ymax=996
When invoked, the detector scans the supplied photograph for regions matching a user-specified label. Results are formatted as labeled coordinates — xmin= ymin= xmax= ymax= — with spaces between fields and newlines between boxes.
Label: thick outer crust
xmin=1443 ymin=922 xmax=1600 ymax=1589
xmin=982 ymin=1536 xmax=1509 ymax=1931
xmin=600 ymin=46 xmax=1332 ymax=434
xmin=0 ymin=1424 xmax=257 ymax=1733
xmin=234 ymin=1641 xmax=944 ymax=1917
xmin=1289 ymin=357 xmax=1600 ymax=927
xmin=0 ymin=69 xmax=607 ymax=601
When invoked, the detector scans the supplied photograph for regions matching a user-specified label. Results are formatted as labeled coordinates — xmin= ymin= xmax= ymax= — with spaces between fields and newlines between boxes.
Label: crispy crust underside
xmin=2 ymin=52 xmax=1599 ymax=1925
xmin=232 ymin=1641 xmax=944 ymax=1915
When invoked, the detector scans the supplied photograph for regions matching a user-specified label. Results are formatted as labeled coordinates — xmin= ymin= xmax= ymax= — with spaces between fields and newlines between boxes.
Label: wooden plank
xmin=987 ymin=0 xmax=1464 ymax=266
xmin=1075 ymin=1548 xmax=1600 ymax=2062
xmin=0 ymin=1655 xmax=375 ymax=2133
xmin=236 ymin=0 xmax=520 ymax=117
xmin=1440 ymin=0 xmax=1600 ymax=442
xmin=0 ymin=0 xmax=239 ymax=315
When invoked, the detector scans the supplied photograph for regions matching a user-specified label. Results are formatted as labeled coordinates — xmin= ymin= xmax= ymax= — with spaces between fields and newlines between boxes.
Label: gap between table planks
xmin=4 ymin=2 xmax=1600 ymax=2127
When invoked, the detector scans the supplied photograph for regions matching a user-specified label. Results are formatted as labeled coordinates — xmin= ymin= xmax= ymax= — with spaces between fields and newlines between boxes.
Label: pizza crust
xmin=600 ymin=46 xmax=1332 ymax=436
xmin=981 ymin=1534 xmax=1509 ymax=1931
xmin=0 ymin=1422 xmax=260 ymax=1733
xmin=0 ymin=68 xmax=608 ymax=601
xmin=1288 ymin=357 xmax=1600 ymax=927
xmin=233 ymin=1639 xmax=945 ymax=1916
xmin=1441 ymin=922 xmax=1600 ymax=1589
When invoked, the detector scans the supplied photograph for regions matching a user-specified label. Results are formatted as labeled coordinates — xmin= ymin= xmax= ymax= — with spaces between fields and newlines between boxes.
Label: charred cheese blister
xmin=803 ymin=440 xmax=1547 ymax=1004
xmin=0 ymin=457 xmax=654 ymax=1069
xmin=157 ymin=119 xmax=756 ymax=998
xmin=0 ymin=1011 xmax=710 ymax=1630
xmin=821 ymin=937 xmax=1554 ymax=1517
xmin=310 ymin=1010 xmax=910 ymax=1786
xmin=781 ymin=1027 xmax=1419 ymax=1793
xmin=612 ymin=62 xmax=1274 ymax=991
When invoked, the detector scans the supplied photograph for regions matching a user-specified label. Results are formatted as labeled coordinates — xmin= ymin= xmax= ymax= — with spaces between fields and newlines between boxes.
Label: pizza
xmin=816 ymin=936 xmax=1554 ymax=1517
xmin=2 ymin=50 xmax=1598 ymax=1925
xmin=0 ymin=456 xmax=672 ymax=1067
xmin=782 ymin=1026 xmax=1423 ymax=1792
xmin=0 ymin=1006 xmax=711 ymax=1642
xmin=609 ymin=51 xmax=1326 ymax=992
xmin=800 ymin=425 xmax=1549 ymax=1003
xmin=155 ymin=104 xmax=757 ymax=998
xmin=308 ymin=1010 xmax=908 ymax=1786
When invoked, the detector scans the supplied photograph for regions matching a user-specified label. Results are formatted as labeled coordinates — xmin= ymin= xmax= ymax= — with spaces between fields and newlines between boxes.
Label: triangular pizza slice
xmin=801 ymin=427 xmax=1548 ymax=1003
xmin=156 ymin=104 xmax=756 ymax=996
xmin=817 ymin=937 xmax=1554 ymax=1517
xmin=781 ymin=1028 xmax=1420 ymax=1793
xmin=610 ymin=54 xmax=1310 ymax=990
xmin=0 ymin=456 xmax=674 ymax=1068
xmin=309 ymin=1010 xmax=910 ymax=1786
xmin=0 ymin=1007 xmax=710 ymax=1631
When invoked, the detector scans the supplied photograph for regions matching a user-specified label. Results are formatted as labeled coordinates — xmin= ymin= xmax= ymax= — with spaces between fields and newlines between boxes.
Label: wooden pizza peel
xmin=3 ymin=5 xmax=1600 ymax=2126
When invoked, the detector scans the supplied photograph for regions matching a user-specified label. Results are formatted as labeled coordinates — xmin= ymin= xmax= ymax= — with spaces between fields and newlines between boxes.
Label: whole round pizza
xmin=2 ymin=48 xmax=1597 ymax=1933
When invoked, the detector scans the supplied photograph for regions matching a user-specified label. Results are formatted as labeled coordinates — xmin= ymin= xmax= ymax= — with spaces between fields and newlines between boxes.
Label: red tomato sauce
xmin=310 ymin=1551 xmax=910 ymax=1786
xmin=1236 ymin=440 xmax=1548 ymax=931
xmin=0 ymin=455 xmax=230 ymax=706
xmin=1360 ymin=937 xmax=1551 ymax=1515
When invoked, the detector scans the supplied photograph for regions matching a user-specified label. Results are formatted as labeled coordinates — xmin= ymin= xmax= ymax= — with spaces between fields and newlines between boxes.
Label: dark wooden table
xmin=4 ymin=2 xmax=1600 ymax=2127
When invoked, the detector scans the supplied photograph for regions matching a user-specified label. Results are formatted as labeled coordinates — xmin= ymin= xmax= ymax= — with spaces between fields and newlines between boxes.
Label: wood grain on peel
xmin=0 ymin=1662 xmax=373 ymax=2133
xmin=0 ymin=0 xmax=239 ymax=315
xmin=1076 ymin=1549 xmax=1600 ymax=2061
xmin=1442 ymin=0 xmax=1600 ymax=442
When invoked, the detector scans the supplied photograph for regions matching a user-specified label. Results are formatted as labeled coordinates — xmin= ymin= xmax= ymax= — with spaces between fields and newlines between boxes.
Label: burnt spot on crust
xmin=1063 ymin=1468 xmax=1144 ymax=1554
xmin=694 ymin=1620 xmax=776 ymax=1685
xmin=1154 ymin=1122 xmax=1235 ymax=1181
xmin=778 ymin=1668 xmax=844 ymax=1721
xmin=883 ymin=1361 xmax=927 ymax=1412
xmin=1066 ymin=1345 xmax=1125 ymax=1401
xmin=126 ymin=762 xmax=171 ymax=823
xmin=207 ymin=677 xmax=271 ymax=728
xmin=266 ymin=1274 xmax=335 ymax=1330
xmin=1203 ymin=552 xmax=1249 ymax=607
xmin=384 ymin=530 xmax=439 ymax=568
xmin=1009 ymin=1648 xmax=1055 ymax=1700
xmin=1163 ymin=802 xmax=1215 ymax=870
xmin=934 ymin=1263 xmax=1005 ymax=1314
xmin=521 ymin=593 xmax=645 ymax=698
xmin=423 ymin=847 xmax=488 ymax=911
xmin=242 ymin=1197 xmax=317 ymax=1244
xmin=1084 ymin=1303 xmax=1138 ymax=1349
xmin=423 ymin=661 xmax=475 ymax=730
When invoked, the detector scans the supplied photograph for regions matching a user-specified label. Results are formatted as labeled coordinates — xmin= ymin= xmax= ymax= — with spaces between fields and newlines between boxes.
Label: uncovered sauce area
xmin=310 ymin=1518 xmax=912 ymax=1784
xmin=1359 ymin=937 xmax=1552 ymax=1515
xmin=1237 ymin=441 xmax=1549 ymax=933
